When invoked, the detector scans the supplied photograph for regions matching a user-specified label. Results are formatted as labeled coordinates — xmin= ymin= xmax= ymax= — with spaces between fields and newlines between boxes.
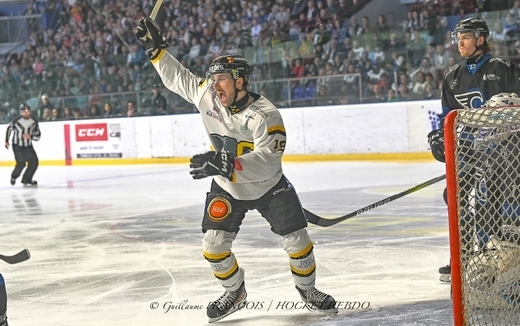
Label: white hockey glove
xmin=189 ymin=150 xmax=235 ymax=181
xmin=427 ymin=129 xmax=445 ymax=163
xmin=134 ymin=17 xmax=169 ymax=60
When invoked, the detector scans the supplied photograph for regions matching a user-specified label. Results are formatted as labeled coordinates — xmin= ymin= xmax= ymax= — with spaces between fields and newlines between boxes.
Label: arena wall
xmin=0 ymin=100 xmax=442 ymax=165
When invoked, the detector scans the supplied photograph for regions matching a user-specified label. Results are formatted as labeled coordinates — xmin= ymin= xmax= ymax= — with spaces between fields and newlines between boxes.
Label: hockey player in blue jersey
xmin=0 ymin=273 xmax=7 ymax=326
xmin=428 ymin=17 xmax=520 ymax=282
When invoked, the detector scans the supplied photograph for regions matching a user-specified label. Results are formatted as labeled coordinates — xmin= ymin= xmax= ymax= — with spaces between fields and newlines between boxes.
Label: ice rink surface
xmin=0 ymin=161 xmax=454 ymax=326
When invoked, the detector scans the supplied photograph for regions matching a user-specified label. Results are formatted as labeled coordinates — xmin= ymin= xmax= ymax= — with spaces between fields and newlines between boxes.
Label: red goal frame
xmin=444 ymin=109 xmax=464 ymax=326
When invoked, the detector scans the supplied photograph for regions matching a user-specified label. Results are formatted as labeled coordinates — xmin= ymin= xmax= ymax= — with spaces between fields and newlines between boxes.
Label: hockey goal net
xmin=445 ymin=106 xmax=520 ymax=326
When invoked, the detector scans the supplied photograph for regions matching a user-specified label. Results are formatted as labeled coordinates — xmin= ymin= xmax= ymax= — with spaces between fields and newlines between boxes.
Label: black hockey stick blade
xmin=0 ymin=249 xmax=31 ymax=264
xmin=305 ymin=174 xmax=446 ymax=227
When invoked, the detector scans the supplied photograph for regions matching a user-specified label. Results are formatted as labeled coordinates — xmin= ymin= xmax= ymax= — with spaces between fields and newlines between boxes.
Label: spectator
xmin=432 ymin=44 xmax=451 ymax=77
xmin=305 ymin=0 xmax=319 ymax=24
xmin=41 ymin=108 xmax=52 ymax=121
xmin=424 ymin=82 xmax=438 ymax=100
xmin=151 ymin=84 xmax=168 ymax=115
xmin=103 ymin=102 xmax=118 ymax=118
xmin=348 ymin=16 xmax=363 ymax=38
xmin=188 ymin=38 xmax=201 ymax=64
xmin=366 ymin=63 xmax=385 ymax=83
xmin=62 ymin=106 xmax=73 ymax=120
xmin=351 ymin=39 xmax=365 ymax=60
xmin=503 ymin=13 xmax=519 ymax=40
xmin=85 ymin=104 xmax=101 ymax=118
xmin=336 ymin=0 xmax=349 ymax=20
xmin=374 ymin=14 xmax=390 ymax=34
xmin=322 ymin=37 xmax=341 ymax=65
xmin=490 ymin=21 xmax=507 ymax=46
xmin=290 ymin=58 xmax=305 ymax=78
xmin=397 ymin=82 xmax=413 ymax=101
xmin=389 ymin=50 xmax=406 ymax=71
xmin=387 ymin=88 xmax=400 ymax=102
xmin=403 ymin=10 xmax=421 ymax=34
xmin=372 ymin=45 xmax=385 ymax=65
xmin=421 ymin=8 xmax=437 ymax=45
xmin=414 ymin=57 xmax=438 ymax=83
xmin=315 ymin=84 xmax=335 ymax=106
xmin=207 ymin=39 xmax=223 ymax=58
xmin=37 ymin=94 xmax=54 ymax=120
xmin=299 ymin=33 xmax=315 ymax=59
xmin=366 ymin=83 xmax=386 ymax=103
xmin=407 ymin=30 xmax=428 ymax=66
xmin=127 ymin=43 xmax=146 ymax=67
xmin=386 ymin=32 xmax=405 ymax=53
xmin=392 ymin=73 xmax=413 ymax=94
xmin=325 ymin=0 xmax=336 ymax=17
xmin=126 ymin=100 xmax=139 ymax=117
xmin=72 ymin=107 xmax=83 ymax=120
xmin=412 ymin=71 xmax=427 ymax=98
xmin=50 ymin=108 xmax=61 ymax=121
xmin=331 ymin=19 xmax=348 ymax=43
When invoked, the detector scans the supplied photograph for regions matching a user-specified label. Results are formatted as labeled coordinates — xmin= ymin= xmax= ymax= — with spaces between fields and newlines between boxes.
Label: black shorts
xmin=201 ymin=175 xmax=307 ymax=236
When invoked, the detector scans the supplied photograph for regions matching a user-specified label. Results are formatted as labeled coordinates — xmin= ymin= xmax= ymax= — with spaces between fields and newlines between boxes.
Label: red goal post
xmin=445 ymin=107 xmax=520 ymax=326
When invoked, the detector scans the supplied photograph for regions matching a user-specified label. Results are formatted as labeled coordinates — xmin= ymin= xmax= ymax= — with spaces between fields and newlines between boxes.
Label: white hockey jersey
xmin=152 ymin=50 xmax=286 ymax=200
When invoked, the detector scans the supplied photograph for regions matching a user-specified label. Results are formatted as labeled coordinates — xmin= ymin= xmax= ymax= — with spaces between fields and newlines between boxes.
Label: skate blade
xmin=439 ymin=274 xmax=451 ymax=283
xmin=208 ymin=299 xmax=247 ymax=323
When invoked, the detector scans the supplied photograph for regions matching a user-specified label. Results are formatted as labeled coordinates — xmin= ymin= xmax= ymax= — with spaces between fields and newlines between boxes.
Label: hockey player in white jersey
xmin=134 ymin=18 xmax=337 ymax=322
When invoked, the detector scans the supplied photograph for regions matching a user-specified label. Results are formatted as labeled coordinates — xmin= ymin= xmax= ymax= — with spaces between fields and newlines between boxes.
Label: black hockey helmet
xmin=19 ymin=103 xmax=31 ymax=111
xmin=451 ymin=17 xmax=490 ymax=44
xmin=208 ymin=55 xmax=251 ymax=86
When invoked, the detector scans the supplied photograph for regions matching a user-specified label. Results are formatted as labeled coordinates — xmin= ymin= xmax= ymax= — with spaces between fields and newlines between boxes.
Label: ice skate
xmin=10 ymin=177 xmax=15 ymax=186
xmin=0 ymin=314 xmax=7 ymax=326
xmin=296 ymin=286 xmax=338 ymax=313
xmin=207 ymin=281 xmax=247 ymax=323
xmin=439 ymin=264 xmax=451 ymax=283
xmin=22 ymin=180 xmax=37 ymax=187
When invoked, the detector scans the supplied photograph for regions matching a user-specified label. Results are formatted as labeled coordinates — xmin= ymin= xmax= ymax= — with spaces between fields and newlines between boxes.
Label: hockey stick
xmin=305 ymin=174 xmax=447 ymax=227
xmin=150 ymin=0 xmax=162 ymax=20
xmin=143 ymin=0 xmax=163 ymax=43
xmin=0 ymin=249 xmax=31 ymax=264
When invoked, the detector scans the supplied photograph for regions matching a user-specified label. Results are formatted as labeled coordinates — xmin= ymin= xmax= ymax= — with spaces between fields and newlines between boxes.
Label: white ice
xmin=0 ymin=161 xmax=454 ymax=326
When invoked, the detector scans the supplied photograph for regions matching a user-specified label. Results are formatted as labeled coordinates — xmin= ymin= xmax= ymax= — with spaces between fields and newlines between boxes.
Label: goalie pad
xmin=464 ymin=236 xmax=520 ymax=305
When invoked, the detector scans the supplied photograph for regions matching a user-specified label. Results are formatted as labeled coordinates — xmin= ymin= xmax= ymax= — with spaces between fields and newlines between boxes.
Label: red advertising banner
xmin=73 ymin=122 xmax=122 ymax=158
xmin=75 ymin=123 xmax=109 ymax=142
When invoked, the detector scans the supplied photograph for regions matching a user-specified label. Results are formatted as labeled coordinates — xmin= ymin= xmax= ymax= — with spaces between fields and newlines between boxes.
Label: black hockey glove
xmin=134 ymin=17 xmax=169 ymax=60
xmin=189 ymin=150 xmax=235 ymax=181
xmin=427 ymin=129 xmax=445 ymax=163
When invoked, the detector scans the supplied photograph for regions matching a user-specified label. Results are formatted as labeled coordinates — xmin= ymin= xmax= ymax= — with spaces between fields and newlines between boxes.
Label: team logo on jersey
xmin=206 ymin=107 xmax=223 ymax=123
xmin=207 ymin=197 xmax=231 ymax=222
xmin=455 ymin=91 xmax=484 ymax=108
xmin=241 ymin=114 xmax=255 ymax=133
xmin=449 ymin=79 xmax=459 ymax=89
xmin=483 ymin=74 xmax=500 ymax=81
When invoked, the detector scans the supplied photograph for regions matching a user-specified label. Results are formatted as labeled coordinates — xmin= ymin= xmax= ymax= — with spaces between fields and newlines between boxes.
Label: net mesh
xmin=448 ymin=106 xmax=520 ymax=325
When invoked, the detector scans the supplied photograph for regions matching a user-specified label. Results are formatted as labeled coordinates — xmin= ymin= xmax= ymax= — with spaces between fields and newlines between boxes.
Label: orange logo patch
xmin=227 ymin=56 xmax=234 ymax=63
xmin=208 ymin=197 xmax=231 ymax=222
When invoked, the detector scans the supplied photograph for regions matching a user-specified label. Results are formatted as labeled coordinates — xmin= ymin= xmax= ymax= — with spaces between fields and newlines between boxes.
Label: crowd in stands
xmin=0 ymin=0 xmax=518 ymax=123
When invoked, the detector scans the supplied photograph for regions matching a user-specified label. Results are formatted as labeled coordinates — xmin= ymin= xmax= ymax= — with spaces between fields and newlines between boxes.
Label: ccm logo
xmin=75 ymin=123 xmax=108 ymax=141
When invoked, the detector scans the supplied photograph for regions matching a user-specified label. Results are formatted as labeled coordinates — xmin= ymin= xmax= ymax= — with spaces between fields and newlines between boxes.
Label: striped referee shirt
xmin=5 ymin=116 xmax=41 ymax=147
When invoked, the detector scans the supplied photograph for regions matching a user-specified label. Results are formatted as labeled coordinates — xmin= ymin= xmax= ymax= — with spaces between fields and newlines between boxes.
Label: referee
xmin=5 ymin=103 xmax=41 ymax=186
